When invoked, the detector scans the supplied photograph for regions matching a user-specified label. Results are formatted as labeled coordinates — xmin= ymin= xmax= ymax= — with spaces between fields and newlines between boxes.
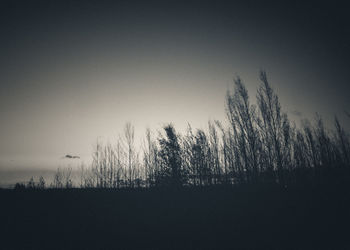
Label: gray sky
xmin=0 ymin=0 xmax=349 ymax=174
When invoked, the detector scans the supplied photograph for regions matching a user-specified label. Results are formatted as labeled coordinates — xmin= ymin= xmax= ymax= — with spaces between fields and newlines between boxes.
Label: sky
xmin=0 ymin=0 xmax=349 ymax=182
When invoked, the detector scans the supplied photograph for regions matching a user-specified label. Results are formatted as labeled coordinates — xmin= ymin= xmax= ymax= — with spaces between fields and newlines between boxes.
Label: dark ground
xmin=1 ymin=181 xmax=349 ymax=250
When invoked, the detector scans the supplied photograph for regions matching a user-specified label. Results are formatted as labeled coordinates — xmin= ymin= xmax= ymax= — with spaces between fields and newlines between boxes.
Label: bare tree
xmin=158 ymin=124 xmax=184 ymax=187
xmin=27 ymin=177 xmax=35 ymax=189
xmin=63 ymin=167 xmax=73 ymax=188
xmin=52 ymin=168 xmax=63 ymax=189
xmin=123 ymin=122 xmax=138 ymax=188
xmin=143 ymin=128 xmax=159 ymax=187
xmin=226 ymin=77 xmax=260 ymax=183
xmin=38 ymin=176 xmax=45 ymax=189
xmin=257 ymin=71 xmax=291 ymax=184
xmin=208 ymin=121 xmax=221 ymax=184
xmin=92 ymin=140 xmax=103 ymax=187
xmin=334 ymin=116 xmax=350 ymax=166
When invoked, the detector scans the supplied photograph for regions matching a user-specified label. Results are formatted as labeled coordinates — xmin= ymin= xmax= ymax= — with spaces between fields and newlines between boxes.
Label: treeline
xmin=16 ymin=72 xmax=350 ymax=189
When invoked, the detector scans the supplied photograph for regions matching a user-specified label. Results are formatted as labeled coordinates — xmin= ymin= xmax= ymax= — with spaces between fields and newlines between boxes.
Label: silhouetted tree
xmin=334 ymin=116 xmax=349 ymax=166
xmin=63 ymin=167 xmax=73 ymax=188
xmin=27 ymin=177 xmax=35 ymax=189
xmin=52 ymin=168 xmax=63 ymax=188
xmin=92 ymin=140 xmax=103 ymax=187
xmin=143 ymin=128 xmax=159 ymax=187
xmin=191 ymin=129 xmax=212 ymax=186
xmin=257 ymin=71 xmax=291 ymax=184
xmin=208 ymin=121 xmax=221 ymax=184
xmin=226 ymin=77 xmax=260 ymax=183
xmin=14 ymin=183 xmax=26 ymax=190
xmin=123 ymin=122 xmax=138 ymax=188
xmin=158 ymin=124 xmax=185 ymax=187
xmin=38 ymin=176 xmax=45 ymax=189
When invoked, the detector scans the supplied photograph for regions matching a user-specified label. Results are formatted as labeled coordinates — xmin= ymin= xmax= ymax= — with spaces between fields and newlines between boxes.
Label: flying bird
xmin=63 ymin=154 xmax=80 ymax=159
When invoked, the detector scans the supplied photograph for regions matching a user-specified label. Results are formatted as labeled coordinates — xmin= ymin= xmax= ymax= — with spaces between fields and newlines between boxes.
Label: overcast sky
xmin=0 ymin=0 xmax=349 ymax=174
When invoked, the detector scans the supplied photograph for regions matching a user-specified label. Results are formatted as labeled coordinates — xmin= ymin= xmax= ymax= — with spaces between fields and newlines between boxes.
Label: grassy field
xmin=1 ymin=181 xmax=349 ymax=250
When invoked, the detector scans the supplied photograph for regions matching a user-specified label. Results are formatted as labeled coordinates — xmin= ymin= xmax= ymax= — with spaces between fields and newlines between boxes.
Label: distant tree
xmin=314 ymin=114 xmax=333 ymax=170
xmin=302 ymin=120 xmax=319 ymax=169
xmin=208 ymin=121 xmax=221 ymax=185
xmin=143 ymin=128 xmax=159 ymax=187
xmin=53 ymin=168 xmax=63 ymax=188
xmin=334 ymin=116 xmax=349 ymax=166
xmin=226 ymin=77 xmax=260 ymax=183
xmin=14 ymin=183 xmax=26 ymax=190
xmin=37 ymin=176 xmax=46 ymax=189
xmin=80 ymin=163 xmax=97 ymax=188
xmin=123 ymin=122 xmax=138 ymax=188
xmin=257 ymin=71 xmax=291 ymax=184
xmin=63 ymin=167 xmax=73 ymax=188
xmin=27 ymin=177 xmax=35 ymax=189
xmin=158 ymin=124 xmax=185 ymax=187
xmin=293 ymin=130 xmax=310 ymax=170
xmin=192 ymin=129 xmax=211 ymax=186
xmin=92 ymin=140 xmax=103 ymax=188
xmin=215 ymin=120 xmax=231 ymax=184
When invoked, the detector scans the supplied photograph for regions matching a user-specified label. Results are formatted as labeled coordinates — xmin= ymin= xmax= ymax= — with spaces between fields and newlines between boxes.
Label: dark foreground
xmin=1 ymin=181 xmax=349 ymax=250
